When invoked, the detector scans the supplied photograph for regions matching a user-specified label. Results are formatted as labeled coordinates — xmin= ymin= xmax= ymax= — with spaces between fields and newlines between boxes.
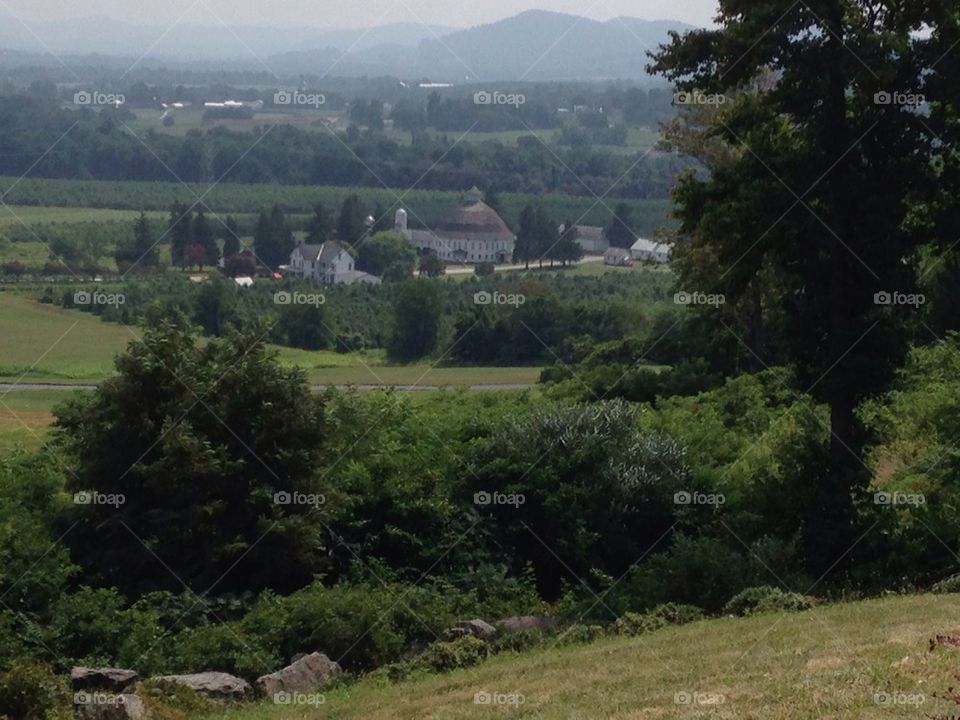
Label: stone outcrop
xmin=255 ymin=652 xmax=342 ymax=697
xmin=496 ymin=615 xmax=557 ymax=633
xmin=151 ymin=671 xmax=251 ymax=701
xmin=453 ymin=618 xmax=498 ymax=640
xmin=71 ymin=667 xmax=139 ymax=692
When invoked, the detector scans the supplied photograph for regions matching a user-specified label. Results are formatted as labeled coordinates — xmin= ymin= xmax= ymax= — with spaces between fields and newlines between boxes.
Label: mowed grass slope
xmin=0 ymin=293 xmax=137 ymax=381
xmin=0 ymin=294 xmax=541 ymax=386
xmin=203 ymin=594 xmax=960 ymax=720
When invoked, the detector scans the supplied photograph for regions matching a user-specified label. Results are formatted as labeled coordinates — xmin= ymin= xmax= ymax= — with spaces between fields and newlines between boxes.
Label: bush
xmin=161 ymin=624 xmax=278 ymax=683
xmin=474 ymin=262 xmax=495 ymax=276
xmin=488 ymin=628 xmax=546 ymax=654
xmin=415 ymin=636 xmax=488 ymax=673
xmin=930 ymin=574 xmax=960 ymax=594
xmin=612 ymin=612 xmax=667 ymax=637
xmin=0 ymin=662 xmax=71 ymax=720
xmin=647 ymin=603 xmax=704 ymax=626
xmin=556 ymin=624 xmax=605 ymax=645
xmin=722 ymin=586 xmax=813 ymax=617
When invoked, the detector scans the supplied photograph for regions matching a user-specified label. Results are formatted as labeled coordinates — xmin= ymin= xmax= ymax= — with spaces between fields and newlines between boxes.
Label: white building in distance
xmin=395 ymin=187 xmax=515 ymax=265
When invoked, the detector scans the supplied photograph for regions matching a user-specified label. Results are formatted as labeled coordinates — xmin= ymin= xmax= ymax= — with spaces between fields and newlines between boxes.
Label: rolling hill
xmin=200 ymin=593 xmax=960 ymax=719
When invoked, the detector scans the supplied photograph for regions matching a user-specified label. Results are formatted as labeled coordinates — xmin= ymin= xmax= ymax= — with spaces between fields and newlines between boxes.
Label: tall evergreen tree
xmin=253 ymin=206 xmax=295 ymax=271
xmin=513 ymin=204 xmax=538 ymax=269
xmin=338 ymin=194 xmax=368 ymax=245
xmin=168 ymin=203 xmax=193 ymax=269
xmin=605 ymin=202 xmax=635 ymax=249
xmin=221 ymin=216 xmax=241 ymax=258
xmin=192 ymin=209 xmax=218 ymax=268
xmin=307 ymin=202 xmax=334 ymax=244
xmin=651 ymin=0 xmax=937 ymax=572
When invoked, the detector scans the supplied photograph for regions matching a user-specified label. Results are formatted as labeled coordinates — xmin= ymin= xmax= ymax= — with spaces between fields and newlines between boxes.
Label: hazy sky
xmin=4 ymin=0 xmax=719 ymax=29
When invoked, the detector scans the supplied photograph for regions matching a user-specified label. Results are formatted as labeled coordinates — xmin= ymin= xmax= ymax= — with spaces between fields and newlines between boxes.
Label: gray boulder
xmin=151 ymin=671 xmax=251 ymax=701
xmin=496 ymin=615 xmax=557 ymax=633
xmin=73 ymin=692 xmax=147 ymax=719
xmin=454 ymin=618 xmax=497 ymax=640
xmin=256 ymin=652 xmax=341 ymax=697
xmin=71 ymin=667 xmax=139 ymax=692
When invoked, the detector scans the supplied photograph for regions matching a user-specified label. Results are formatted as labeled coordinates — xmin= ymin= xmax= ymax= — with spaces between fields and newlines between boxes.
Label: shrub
xmin=48 ymin=587 xmax=131 ymax=664
xmin=475 ymin=262 xmax=495 ymax=276
xmin=931 ymin=574 xmax=960 ymax=594
xmin=647 ymin=603 xmax=704 ymax=626
xmin=415 ymin=636 xmax=488 ymax=673
xmin=556 ymin=624 xmax=605 ymax=645
xmin=723 ymin=586 xmax=813 ymax=617
xmin=138 ymin=679 xmax=218 ymax=720
xmin=488 ymin=628 xmax=546 ymax=654
xmin=0 ymin=662 xmax=71 ymax=720
xmin=161 ymin=624 xmax=279 ymax=683
xmin=612 ymin=612 xmax=667 ymax=637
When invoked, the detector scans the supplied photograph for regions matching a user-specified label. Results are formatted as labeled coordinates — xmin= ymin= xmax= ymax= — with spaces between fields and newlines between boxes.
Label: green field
xmin=121 ymin=107 xmax=339 ymax=137
xmin=0 ymin=388 xmax=81 ymax=453
xmin=0 ymin=293 xmax=542 ymax=387
xmin=0 ymin=177 xmax=673 ymax=236
xmin=118 ymin=107 xmax=662 ymax=156
xmin=0 ymin=293 xmax=139 ymax=381
xmin=0 ymin=205 xmax=162 ymax=226
xmin=195 ymin=593 xmax=960 ymax=719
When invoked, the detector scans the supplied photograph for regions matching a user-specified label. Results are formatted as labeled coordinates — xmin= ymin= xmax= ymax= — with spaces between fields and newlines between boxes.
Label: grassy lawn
xmin=0 ymin=293 xmax=138 ymax=381
xmin=200 ymin=593 xmax=960 ymax=719
xmin=0 ymin=293 xmax=541 ymax=387
xmin=0 ymin=388 xmax=83 ymax=453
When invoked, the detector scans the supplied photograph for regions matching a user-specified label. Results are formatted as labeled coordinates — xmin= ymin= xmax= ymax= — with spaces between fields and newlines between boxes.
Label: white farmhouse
xmin=631 ymin=237 xmax=672 ymax=264
xmin=285 ymin=240 xmax=380 ymax=285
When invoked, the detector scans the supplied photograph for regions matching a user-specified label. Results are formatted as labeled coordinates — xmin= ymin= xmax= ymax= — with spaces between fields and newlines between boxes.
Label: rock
xmin=454 ymin=619 xmax=497 ymax=640
xmin=496 ymin=615 xmax=557 ymax=633
xmin=151 ymin=672 xmax=251 ymax=701
xmin=73 ymin=692 xmax=147 ymax=719
xmin=256 ymin=652 xmax=341 ymax=697
xmin=71 ymin=667 xmax=139 ymax=692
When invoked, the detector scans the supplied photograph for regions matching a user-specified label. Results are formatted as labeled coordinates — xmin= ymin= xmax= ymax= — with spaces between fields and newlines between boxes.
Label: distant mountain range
xmin=0 ymin=10 xmax=695 ymax=82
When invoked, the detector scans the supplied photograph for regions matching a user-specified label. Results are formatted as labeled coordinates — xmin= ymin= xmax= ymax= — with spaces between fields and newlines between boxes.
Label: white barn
xmin=395 ymin=187 xmax=515 ymax=265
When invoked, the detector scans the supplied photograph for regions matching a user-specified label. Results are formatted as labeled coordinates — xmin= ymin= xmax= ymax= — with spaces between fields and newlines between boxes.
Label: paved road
xmin=0 ymin=382 xmax=535 ymax=393
xmin=444 ymin=255 xmax=604 ymax=275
